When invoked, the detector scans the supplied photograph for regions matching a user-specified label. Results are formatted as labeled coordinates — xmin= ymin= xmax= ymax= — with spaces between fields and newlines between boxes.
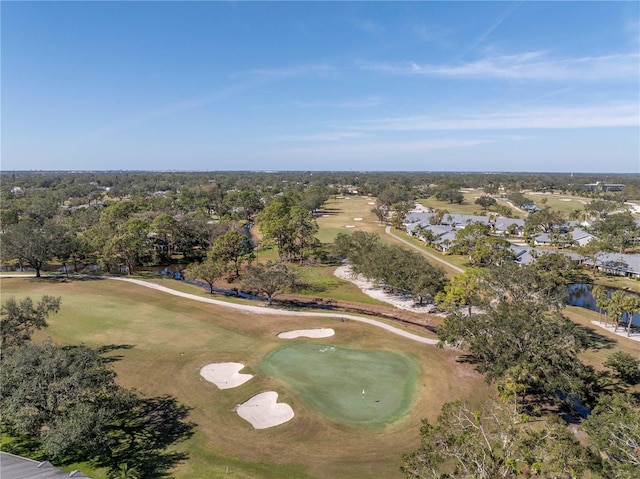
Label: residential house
xmin=494 ymin=217 xmax=525 ymax=237
xmin=586 ymin=253 xmax=640 ymax=278
xmin=0 ymin=452 xmax=91 ymax=478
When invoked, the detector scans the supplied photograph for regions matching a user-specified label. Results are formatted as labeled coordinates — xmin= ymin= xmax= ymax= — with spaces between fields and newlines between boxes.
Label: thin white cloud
xmin=347 ymin=103 xmax=639 ymax=132
xmin=355 ymin=19 xmax=385 ymax=34
xmin=411 ymin=23 xmax=452 ymax=45
xmin=360 ymin=51 xmax=639 ymax=81
xmin=274 ymin=131 xmax=367 ymax=142
xmin=453 ymin=2 xmax=521 ymax=61
xmin=235 ymin=64 xmax=337 ymax=80
xmin=82 ymin=83 xmax=249 ymax=142
xmin=295 ymin=96 xmax=383 ymax=109
xmin=82 ymin=62 xmax=340 ymax=142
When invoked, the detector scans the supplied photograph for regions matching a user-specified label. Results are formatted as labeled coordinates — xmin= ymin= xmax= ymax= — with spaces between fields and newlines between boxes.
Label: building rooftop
xmin=0 ymin=452 xmax=91 ymax=479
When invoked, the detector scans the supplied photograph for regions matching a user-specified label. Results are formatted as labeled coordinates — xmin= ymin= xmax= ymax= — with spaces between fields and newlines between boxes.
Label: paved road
xmin=385 ymin=225 xmax=464 ymax=273
xmin=1 ymin=274 xmax=439 ymax=345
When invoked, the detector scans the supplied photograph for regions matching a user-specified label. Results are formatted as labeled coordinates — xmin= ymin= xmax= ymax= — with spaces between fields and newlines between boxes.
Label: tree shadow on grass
xmin=96 ymin=344 xmax=136 ymax=363
xmin=0 ymin=429 xmax=47 ymax=461
xmin=574 ymin=323 xmax=617 ymax=351
xmin=96 ymin=395 xmax=196 ymax=478
xmin=453 ymin=353 xmax=478 ymax=365
xmin=317 ymin=207 xmax=341 ymax=215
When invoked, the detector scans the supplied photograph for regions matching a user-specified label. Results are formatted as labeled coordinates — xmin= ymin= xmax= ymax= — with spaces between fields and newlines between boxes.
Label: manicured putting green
xmin=260 ymin=342 xmax=419 ymax=427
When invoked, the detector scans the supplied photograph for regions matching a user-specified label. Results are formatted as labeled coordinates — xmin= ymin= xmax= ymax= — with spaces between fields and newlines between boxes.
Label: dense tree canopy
xmin=1 ymin=295 xmax=61 ymax=351
xmin=1 ymin=220 xmax=65 ymax=276
xmin=438 ymin=300 xmax=589 ymax=405
xmin=241 ymin=261 xmax=297 ymax=305
xmin=333 ymin=231 xmax=446 ymax=306
xmin=401 ymin=399 xmax=598 ymax=479
xmin=258 ymin=192 xmax=319 ymax=262
xmin=583 ymin=393 xmax=640 ymax=479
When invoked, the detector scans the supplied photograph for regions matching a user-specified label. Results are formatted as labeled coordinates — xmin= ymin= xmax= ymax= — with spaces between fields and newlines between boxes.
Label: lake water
xmin=567 ymin=283 xmax=640 ymax=327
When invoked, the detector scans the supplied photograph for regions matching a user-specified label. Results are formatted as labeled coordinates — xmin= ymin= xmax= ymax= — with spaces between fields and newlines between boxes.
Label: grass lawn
xmin=417 ymin=195 xmax=484 ymax=216
xmin=259 ymin=342 xmax=420 ymax=427
xmin=294 ymin=265 xmax=390 ymax=305
xmin=591 ymin=274 xmax=640 ymax=295
xmin=315 ymin=195 xmax=384 ymax=244
xmin=523 ymin=192 xmax=589 ymax=216
xmin=1 ymin=276 xmax=487 ymax=479
xmin=417 ymin=190 xmax=523 ymax=218
xmin=564 ymin=306 xmax=640 ymax=374
xmin=386 ymin=228 xmax=469 ymax=275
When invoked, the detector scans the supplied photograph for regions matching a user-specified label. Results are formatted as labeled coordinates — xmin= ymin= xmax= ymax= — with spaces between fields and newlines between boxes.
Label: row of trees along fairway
xmin=1 ymin=296 xmax=195 ymax=478
xmin=333 ymin=231 xmax=447 ymax=306
xmin=402 ymin=261 xmax=640 ymax=478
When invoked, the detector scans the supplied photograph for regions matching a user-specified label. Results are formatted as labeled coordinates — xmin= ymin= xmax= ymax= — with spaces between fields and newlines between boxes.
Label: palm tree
xmin=622 ymin=294 xmax=640 ymax=337
xmin=608 ymin=290 xmax=628 ymax=332
xmin=592 ymin=285 xmax=609 ymax=325
xmin=114 ymin=464 xmax=139 ymax=479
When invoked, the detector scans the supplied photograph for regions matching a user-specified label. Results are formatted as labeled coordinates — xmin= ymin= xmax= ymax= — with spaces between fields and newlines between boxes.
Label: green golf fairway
xmin=260 ymin=342 xmax=420 ymax=427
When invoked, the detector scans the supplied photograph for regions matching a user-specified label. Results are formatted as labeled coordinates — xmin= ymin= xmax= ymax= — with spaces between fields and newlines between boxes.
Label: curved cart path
xmin=1 ymin=274 xmax=439 ymax=345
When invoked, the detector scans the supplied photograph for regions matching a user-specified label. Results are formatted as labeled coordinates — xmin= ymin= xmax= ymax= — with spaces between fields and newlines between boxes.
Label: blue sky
xmin=2 ymin=1 xmax=639 ymax=172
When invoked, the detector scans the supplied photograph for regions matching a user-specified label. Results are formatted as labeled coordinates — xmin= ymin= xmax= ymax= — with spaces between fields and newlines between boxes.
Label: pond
xmin=567 ymin=283 xmax=640 ymax=327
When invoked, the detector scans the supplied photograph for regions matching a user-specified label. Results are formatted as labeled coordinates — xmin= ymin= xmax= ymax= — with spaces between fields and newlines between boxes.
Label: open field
xmin=417 ymin=190 xmax=523 ymax=218
xmin=315 ymin=195 xmax=384 ymax=244
xmin=1 ymin=276 xmax=487 ymax=479
xmin=523 ymin=192 xmax=589 ymax=216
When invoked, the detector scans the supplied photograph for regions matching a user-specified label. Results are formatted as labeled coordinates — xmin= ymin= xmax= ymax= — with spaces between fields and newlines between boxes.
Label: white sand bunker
xmin=354 ymin=217 xmax=363 ymax=221
xmin=345 ymin=224 xmax=356 ymax=228
xmin=278 ymin=328 xmax=335 ymax=339
xmin=200 ymin=362 xmax=253 ymax=389
xmin=368 ymin=201 xmax=375 ymax=205
xmin=237 ymin=392 xmax=294 ymax=429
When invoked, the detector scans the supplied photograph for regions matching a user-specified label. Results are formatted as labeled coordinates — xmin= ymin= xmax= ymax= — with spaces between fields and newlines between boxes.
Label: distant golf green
xmin=260 ymin=342 xmax=420 ymax=427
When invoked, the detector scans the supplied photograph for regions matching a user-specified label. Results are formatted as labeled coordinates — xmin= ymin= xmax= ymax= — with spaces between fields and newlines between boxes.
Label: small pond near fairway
xmin=567 ymin=283 xmax=640 ymax=327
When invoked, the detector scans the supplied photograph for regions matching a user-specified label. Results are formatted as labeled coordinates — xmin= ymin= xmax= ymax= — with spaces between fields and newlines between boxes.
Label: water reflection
xmin=567 ymin=283 xmax=639 ymax=327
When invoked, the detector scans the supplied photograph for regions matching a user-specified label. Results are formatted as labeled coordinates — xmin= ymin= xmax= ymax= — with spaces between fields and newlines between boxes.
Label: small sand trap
xmin=345 ymin=225 xmax=356 ymax=228
xmin=278 ymin=328 xmax=335 ymax=339
xmin=200 ymin=362 xmax=253 ymax=389
xmin=322 ymin=214 xmax=331 ymax=217
xmin=354 ymin=217 xmax=363 ymax=221
xmin=368 ymin=201 xmax=375 ymax=205
xmin=237 ymin=392 xmax=294 ymax=429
